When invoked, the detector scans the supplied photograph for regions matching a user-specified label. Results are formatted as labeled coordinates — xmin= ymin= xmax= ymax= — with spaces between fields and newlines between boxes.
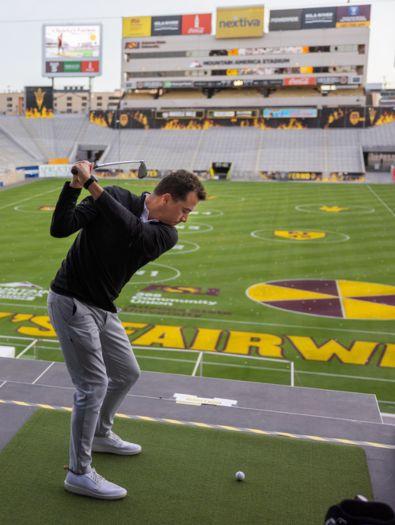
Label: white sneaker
xmin=92 ymin=431 xmax=142 ymax=456
xmin=64 ymin=468 xmax=127 ymax=500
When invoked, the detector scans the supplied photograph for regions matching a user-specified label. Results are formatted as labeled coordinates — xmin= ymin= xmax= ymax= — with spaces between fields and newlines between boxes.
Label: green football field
xmin=0 ymin=178 xmax=395 ymax=411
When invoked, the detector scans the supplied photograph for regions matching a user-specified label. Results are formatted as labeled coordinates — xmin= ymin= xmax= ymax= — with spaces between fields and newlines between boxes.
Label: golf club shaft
xmin=94 ymin=160 xmax=144 ymax=169
xmin=71 ymin=160 xmax=147 ymax=179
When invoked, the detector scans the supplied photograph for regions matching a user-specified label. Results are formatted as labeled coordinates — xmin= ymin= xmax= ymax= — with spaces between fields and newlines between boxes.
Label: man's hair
xmin=153 ymin=170 xmax=206 ymax=201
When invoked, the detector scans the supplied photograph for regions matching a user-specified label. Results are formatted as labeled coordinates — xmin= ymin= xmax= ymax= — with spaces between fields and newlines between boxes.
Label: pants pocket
xmin=49 ymin=294 xmax=78 ymax=324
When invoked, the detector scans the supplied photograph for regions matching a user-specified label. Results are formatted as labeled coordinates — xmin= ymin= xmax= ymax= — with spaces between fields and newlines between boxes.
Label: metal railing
xmin=0 ymin=335 xmax=295 ymax=387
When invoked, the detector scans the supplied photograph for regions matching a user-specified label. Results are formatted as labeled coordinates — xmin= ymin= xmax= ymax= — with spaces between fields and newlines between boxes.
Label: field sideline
xmin=1 ymin=178 xmax=395 ymax=411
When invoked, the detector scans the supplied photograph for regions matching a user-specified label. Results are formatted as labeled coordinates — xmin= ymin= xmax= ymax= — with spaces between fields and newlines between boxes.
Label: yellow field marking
xmin=320 ymin=206 xmax=348 ymax=213
xmin=192 ymin=422 xmax=212 ymax=428
xmin=218 ymin=425 xmax=242 ymax=432
xmin=1 ymin=399 xmax=394 ymax=450
xmin=305 ymin=435 xmax=327 ymax=442
xmin=338 ymin=280 xmax=395 ymax=298
xmin=274 ymin=230 xmax=326 ymax=241
xmin=247 ymin=283 xmax=335 ymax=302
xmin=335 ymin=438 xmax=357 ymax=445
xmin=343 ymin=298 xmax=395 ymax=320
xmin=246 ymin=428 xmax=270 ymax=435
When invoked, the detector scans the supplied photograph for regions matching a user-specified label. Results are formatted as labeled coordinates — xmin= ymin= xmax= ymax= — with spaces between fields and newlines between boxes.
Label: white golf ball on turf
xmin=235 ymin=471 xmax=245 ymax=481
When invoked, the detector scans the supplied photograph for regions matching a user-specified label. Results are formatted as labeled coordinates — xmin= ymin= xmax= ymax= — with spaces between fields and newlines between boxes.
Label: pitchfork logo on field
xmin=274 ymin=230 xmax=326 ymax=241
xmin=0 ymin=282 xmax=48 ymax=302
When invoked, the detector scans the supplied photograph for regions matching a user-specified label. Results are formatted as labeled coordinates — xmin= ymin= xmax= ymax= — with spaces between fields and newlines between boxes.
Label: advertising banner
xmin=216 ymin=6 xmax=264 ymax=39
xmin=81 ymin=61 xmax=99 ymax=73
xmin=260 ymin=172 xmax=322 ymax=181
xmin=302 ymin=7 xmax=336 ymax=29
xmin=45 ymin=62 xmax=64 ymax=74
xmin=90 ymin=107 xmax=395 ymax=131
xmin=64 ymin=62 xmax=81 ymax=73
xmin=152 ymin=15 xmax=182 ymax=36
xmin=182 ymin=14 xmax=212 ymax=35
xmin=269 ymin=9 xmax=303 ymax=31
xmin=283 ymin=77 xmax=316 ymax=86
xmin=25 ymin=86 xmax=54 ymax=117
xmin=39 ymin=164 xmax=72 ymax=178
xmin=162 ymin=81 xmax=195 ymax=89
xmin=158 ymin=110 xmax=200 ymax=119
xmin=316 ymin=76 xmax=348 ymax=85
xmin=122 ymin=17 xmax=151 ymax=37
xmin=336 ymin=5 xmax=371 ymax=27
xmin=263 ymin=108 xmax=318 ymax=119
xmin=43 ymin=24 xmax=102 ymax=77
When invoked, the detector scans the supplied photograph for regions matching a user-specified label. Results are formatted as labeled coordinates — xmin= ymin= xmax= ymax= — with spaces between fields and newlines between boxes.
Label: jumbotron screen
xmin=43 ymin=24 xmax=102 ymax=77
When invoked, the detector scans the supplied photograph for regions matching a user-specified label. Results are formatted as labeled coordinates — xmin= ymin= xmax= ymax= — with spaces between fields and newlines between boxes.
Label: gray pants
xmin=47 ymin=291 xmax=141 ymax=474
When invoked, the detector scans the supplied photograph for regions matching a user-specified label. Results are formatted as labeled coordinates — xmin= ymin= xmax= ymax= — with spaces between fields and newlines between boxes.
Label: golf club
xmin=71 ymin=160 xmax=148 ymax=179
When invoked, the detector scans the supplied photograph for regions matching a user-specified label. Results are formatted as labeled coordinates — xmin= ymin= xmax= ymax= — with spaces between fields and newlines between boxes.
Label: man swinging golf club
xmin=48 ymin=160 xmax=206 ymax=499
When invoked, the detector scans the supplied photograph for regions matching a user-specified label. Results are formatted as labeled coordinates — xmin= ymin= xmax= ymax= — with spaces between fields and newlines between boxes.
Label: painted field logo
xmin=274 ymin=230 xmax=326 ymax=241
xmin=247 ymin=279 xmax=395 ymax=320
xmin=0 ymin=282 xmax=48 ymax=301
xmin=320 ymin=206 xmax=348 ymax=213
xmin=39 ymin=205 xmax=55 ymax=212
xmin=142 ymin=284 xmax=220 ymax=296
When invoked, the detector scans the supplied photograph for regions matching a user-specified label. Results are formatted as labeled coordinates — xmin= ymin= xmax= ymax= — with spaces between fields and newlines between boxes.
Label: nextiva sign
xmin=216 ymin=6 xmax=264 ymax=39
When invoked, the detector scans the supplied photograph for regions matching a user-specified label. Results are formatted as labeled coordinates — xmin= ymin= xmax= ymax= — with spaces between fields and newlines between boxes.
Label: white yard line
xmin=0 ymin=187 xmax=58 ymax=212
xmin=31 ymin=362 xmax=55 ymax=385
xmin=16 ymin=339 xmax=37 ymax=358
xmin=191 ymin=352 xmax=203 ymax=377
xmin=367 ymin=185 xmax=395 ymax=218
xmin=375 ymin=395 xmax=384 ymax=423
xmin=298 ymin=369 xmax=395 ymax=383
xmin=335 ymin=279 xmax=346 ymax=320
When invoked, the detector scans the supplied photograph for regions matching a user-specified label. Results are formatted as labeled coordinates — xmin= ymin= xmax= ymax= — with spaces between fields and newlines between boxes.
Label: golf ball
xmin=235 ymin=471 xmax=245 ymax=481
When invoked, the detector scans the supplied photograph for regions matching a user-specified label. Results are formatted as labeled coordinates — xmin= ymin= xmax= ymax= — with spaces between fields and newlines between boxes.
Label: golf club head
xmin=138 ymin=162 xmax=147 ymax=179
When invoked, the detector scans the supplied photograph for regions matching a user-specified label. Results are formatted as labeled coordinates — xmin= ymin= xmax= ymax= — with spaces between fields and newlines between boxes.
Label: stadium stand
xmin=1 ymin=115 xmax=394 ymax=177
xmin=0 ymin=117 xmax=43 ymax=161
xmin=0 ymin=127 xmax=35 ymax=166
xmin=52 ymin=115 xmax=89 ymax=159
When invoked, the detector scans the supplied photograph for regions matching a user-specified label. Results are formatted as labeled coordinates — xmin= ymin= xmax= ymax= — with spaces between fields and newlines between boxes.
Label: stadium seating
xmin=0 ymin=130 xmax=33 ymax=166
xmin=0 ymin=117 xmax=43 ymax=161
xmin=0 ymin=115 xmax=394 ymax=177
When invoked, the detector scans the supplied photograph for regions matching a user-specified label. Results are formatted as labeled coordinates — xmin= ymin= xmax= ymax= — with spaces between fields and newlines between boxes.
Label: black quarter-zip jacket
xmin=50 ymin=182 xmax=178 ymax=312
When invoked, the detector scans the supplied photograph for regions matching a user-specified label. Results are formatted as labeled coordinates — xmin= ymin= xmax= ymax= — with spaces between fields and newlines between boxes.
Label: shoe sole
xmin=64 ymin=481 xmax=127 ymax=500
xmin=92 ymin=445 xmax=142 ymax=455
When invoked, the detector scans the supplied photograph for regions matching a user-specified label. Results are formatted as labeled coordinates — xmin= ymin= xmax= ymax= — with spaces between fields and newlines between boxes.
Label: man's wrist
xmin=68 ymin=181 xmax=82 ymax=191
xmin=83 ymin=175 xmax=98 ymax=189
xmin=88 ymin=181 xmax=104 ymax=200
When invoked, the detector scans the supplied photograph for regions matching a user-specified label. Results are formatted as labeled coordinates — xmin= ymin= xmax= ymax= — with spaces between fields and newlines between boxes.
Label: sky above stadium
xmin=0 ymin=0 xmax=394 ymax=92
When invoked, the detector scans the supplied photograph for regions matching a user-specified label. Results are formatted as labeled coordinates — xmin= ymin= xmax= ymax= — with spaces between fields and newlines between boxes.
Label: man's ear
xmin=161 ymin=193 xmax=171 ymax=205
